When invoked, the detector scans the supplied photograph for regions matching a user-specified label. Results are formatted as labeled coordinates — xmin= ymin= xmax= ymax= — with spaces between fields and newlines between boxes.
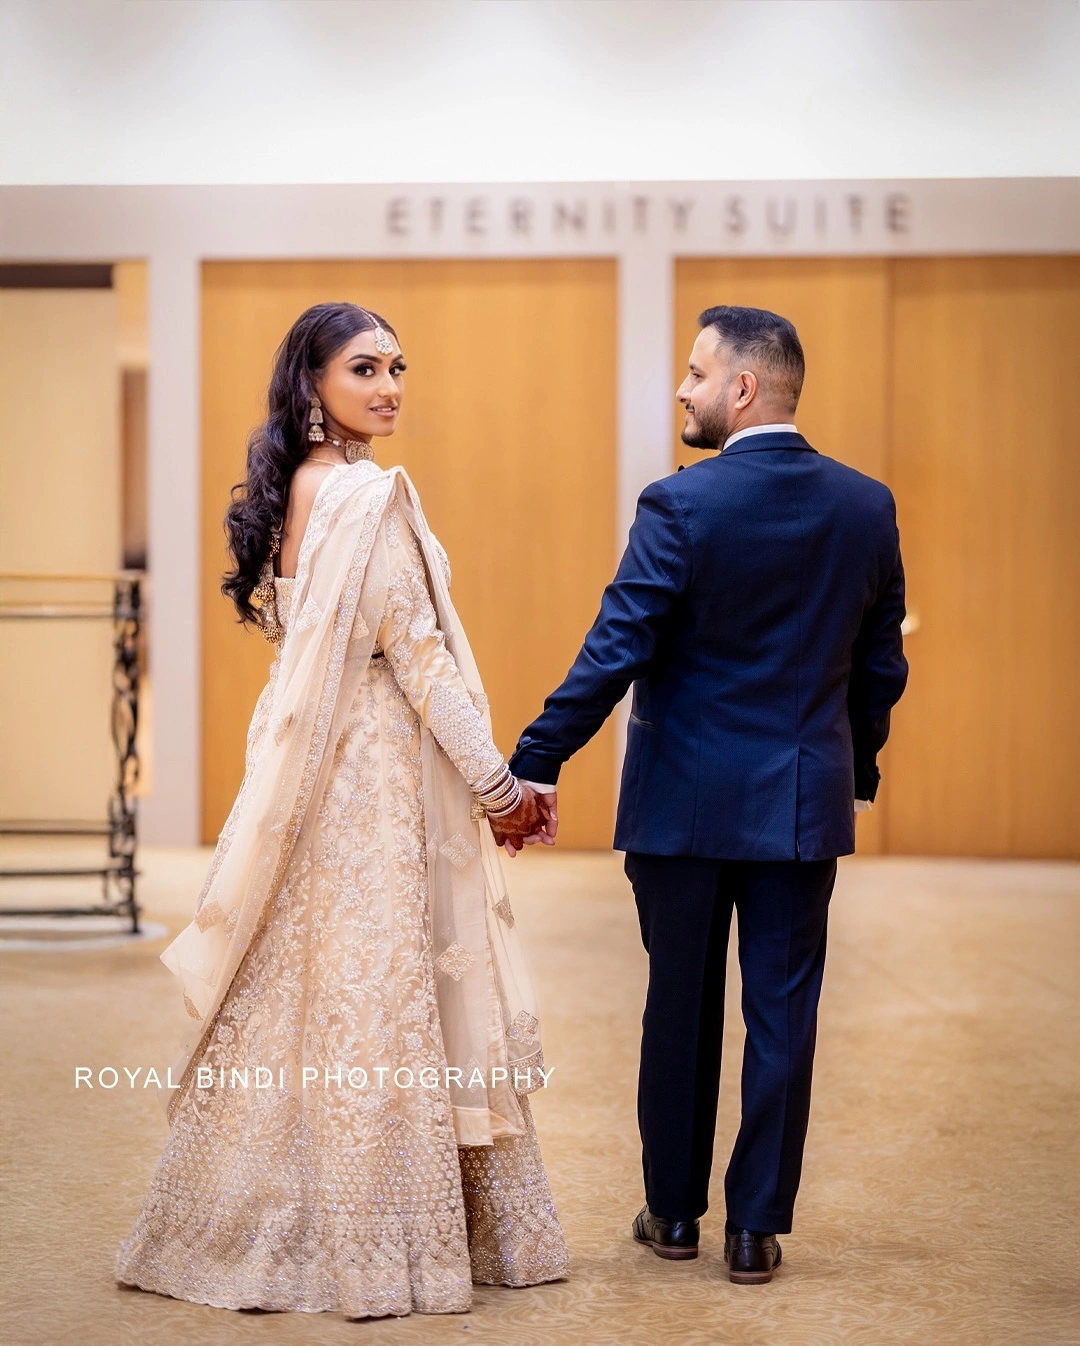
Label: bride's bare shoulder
xmin=279 ymin=463 xmax=337 ymax=574
xmin=290 ymin=460 xmax=330 ymax=491
xmin=289 ymin=461 xmax=339 ymax=520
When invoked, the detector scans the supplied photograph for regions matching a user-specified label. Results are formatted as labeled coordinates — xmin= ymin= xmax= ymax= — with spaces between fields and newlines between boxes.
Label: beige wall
xmin=1 ymin=185 xmax=1075 ymax=856
xmin=0 ymin=289 xmax=121 ymax=820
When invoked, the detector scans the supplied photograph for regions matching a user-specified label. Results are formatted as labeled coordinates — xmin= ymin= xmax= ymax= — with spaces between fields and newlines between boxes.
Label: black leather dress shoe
xmin=632 ymin=1205 xmax=700 ymax=1260
xmin=724 ymin=1224 xmax=782 ymax=1284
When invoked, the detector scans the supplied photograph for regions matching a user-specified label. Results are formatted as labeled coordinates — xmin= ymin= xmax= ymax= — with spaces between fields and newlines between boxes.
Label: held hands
xmin=488 ymin=783 xmax=558 ymax=858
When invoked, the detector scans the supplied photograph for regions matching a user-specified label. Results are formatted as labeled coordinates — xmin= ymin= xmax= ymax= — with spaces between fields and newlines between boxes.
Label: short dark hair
xmin=698 ymin=305 xmax=805 ymax=407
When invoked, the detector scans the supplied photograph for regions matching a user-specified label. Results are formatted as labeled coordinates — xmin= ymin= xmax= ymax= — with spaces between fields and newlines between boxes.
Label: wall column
xmin=140 ymin=250 xmax=201 ymax=845
xmin=611 ymin=247 xmax=675 ymax=787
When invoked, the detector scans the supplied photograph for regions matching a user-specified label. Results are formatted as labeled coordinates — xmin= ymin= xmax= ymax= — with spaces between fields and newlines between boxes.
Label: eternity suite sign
xmin=1 ymin=179 xmax=1077 ymax=258
xmin=367 ymin=179 xmax=1079 ymax=255
xmin=382 ymin=186 xmax=915 ymax=252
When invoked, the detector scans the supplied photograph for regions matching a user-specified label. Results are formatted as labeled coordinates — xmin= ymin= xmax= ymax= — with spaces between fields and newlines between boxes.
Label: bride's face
xmin=315 ymin=329 xmax=407 ymax=441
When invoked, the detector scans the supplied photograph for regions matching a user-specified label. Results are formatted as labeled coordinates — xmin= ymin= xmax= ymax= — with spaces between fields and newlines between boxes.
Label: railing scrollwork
xmin=0 ymin=571 xmax=145 ymax=934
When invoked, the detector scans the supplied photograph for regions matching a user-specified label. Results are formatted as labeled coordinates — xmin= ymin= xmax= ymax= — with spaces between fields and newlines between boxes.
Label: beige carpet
xmin=1 ymin=846 xmax=1077 ymax=1346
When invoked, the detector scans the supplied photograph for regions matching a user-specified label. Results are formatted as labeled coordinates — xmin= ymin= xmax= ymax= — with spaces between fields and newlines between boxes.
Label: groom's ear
xmin=734 ymin=370 xmax=759 ymax=408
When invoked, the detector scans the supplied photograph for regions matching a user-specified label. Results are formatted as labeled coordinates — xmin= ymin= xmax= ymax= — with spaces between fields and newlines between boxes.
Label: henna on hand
xmin=487 ymin=781 xmax=555 ymax=856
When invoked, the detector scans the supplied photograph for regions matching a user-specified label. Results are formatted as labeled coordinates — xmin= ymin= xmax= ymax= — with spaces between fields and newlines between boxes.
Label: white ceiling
xmin=2 ymin=0 xmax=1077 ymax=184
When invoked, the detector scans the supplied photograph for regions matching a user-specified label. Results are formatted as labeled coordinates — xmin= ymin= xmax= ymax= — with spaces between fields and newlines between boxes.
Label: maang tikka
xmin=372 ymin=324 xmax=393 ymax=355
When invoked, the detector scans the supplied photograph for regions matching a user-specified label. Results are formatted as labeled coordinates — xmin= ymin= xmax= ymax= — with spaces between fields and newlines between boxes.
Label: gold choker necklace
xmin=326 ymin=436 xmax=374 ymax=463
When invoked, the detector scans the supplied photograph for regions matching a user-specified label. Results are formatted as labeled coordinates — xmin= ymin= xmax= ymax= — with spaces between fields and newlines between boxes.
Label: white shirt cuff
xmin=854 ymin=799 xmax=872 ymax=813
xmin=521 ymin=780 xmax=556 ymax=793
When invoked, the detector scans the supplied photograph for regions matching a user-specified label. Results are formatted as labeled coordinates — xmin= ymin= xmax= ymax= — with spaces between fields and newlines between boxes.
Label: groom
xmin=502 ymin=306 xmax=908 ymax=1283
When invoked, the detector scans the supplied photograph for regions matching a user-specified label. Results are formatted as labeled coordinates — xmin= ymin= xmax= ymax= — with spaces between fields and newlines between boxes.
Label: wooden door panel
xmin=889 ymin=257 xmax=1080 ymax=857
xmin=202 ymin=259 xmax=617 ymax=847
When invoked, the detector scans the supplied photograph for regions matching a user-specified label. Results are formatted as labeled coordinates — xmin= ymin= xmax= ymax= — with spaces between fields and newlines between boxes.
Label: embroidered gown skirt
xmin=114 ymin=620 xmax=570 ymax=1318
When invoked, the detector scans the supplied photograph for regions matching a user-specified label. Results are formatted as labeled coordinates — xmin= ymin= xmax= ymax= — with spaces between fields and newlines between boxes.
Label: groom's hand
xmin=488 ymin=782 xmax=557 ymax=857
xmin=520 ymin=791 xmax=558 ymax=847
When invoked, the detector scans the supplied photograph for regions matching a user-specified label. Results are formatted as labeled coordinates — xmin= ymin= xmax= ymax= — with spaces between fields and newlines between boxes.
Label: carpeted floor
xmin=0 ymin=846 xmax=1077 ymax=1346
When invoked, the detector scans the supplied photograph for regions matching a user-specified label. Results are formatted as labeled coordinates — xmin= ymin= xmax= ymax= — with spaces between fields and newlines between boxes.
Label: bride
xmin=114 ymin=301 xmax=570 ymax=1318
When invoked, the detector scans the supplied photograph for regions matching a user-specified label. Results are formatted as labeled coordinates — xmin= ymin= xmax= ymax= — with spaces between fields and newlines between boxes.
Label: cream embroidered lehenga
xmin=114 ymin=460 xmax=569 ymax=1318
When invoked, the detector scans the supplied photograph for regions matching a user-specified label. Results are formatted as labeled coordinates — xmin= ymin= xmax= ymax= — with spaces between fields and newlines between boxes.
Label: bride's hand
xmin=488 ymin=782 xmax=556 ymax=857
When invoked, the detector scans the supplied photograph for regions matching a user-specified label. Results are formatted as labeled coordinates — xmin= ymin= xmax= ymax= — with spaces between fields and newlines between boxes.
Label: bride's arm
xmin=375 ymin=497 xmax=554 ymax=847
xmin=375 ymin=497 xmax=507 ymax=788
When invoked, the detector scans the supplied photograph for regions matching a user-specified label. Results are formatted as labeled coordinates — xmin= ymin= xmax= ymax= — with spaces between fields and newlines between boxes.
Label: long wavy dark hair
xmin=222 ymin=302 xmax=398 ymax=626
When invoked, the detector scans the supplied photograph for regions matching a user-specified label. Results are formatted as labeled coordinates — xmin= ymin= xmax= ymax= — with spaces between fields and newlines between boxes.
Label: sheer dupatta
xmin=160 ymin=461 xmax=545 ymax=1146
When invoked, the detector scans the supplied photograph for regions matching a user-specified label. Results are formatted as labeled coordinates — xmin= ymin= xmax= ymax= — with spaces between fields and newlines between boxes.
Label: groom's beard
xmin=681 ymin=391 xmax=731 ymax=451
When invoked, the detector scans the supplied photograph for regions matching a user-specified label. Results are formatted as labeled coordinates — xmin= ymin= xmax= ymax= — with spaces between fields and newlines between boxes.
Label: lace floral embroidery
xmin=117 ymin=649 xmax=568 ymax=1315
xmin=117 ymin=470 xmax=569 ymax=1317
xmin=377 ymin=499 xmax=504 ymax=790
xmin=506 ymin=1010 xmax=539 ymax=1043
xmin=165 ymin=465 xmax=390 ymax=1123
xmin=434 ymin=943 xmax=475 ymax=981
xmin=293 ymin=595 xmax=322 ymax=633
xmin=194 ymin=900 xmax=224 ymax=932
xmin=439 ymin=832 xmax=478 ymax=870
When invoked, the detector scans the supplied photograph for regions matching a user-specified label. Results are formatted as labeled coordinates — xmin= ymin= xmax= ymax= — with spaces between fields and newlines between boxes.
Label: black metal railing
xmin=0 ymin=572 xmax=144 ymax=933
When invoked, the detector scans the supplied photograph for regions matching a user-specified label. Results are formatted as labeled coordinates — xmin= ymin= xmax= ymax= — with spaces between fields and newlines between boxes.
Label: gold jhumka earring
xmin=308 ymin=395 xmax=325 ymax=443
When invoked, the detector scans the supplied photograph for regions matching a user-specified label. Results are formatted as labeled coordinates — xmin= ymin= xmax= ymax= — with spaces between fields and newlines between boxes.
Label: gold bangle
xmin=486 ymin=783 xmax=523 ymax=818
xmin=474 ymin=763 xmax=510 ymax=794
xmin=474 ymin=767 xmax=511 ymax=798
xmin=475 ymin=768 xmax=517 ymax=807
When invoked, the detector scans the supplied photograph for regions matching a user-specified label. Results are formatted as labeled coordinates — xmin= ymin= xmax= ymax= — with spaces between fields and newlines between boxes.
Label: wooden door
xmin=673 ymin=255 xmax=1080 ymax=858
xmin=889 ymin=257 xmax=1080 ymax=858
xmin=201 ymin=259 xmax=617 ymax=848
xmin=673 ymin=259 xmax=893 ymax=853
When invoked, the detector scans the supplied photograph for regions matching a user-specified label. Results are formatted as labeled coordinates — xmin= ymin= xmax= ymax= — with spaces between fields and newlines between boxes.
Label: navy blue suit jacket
xmin=509 ymin=431 xmax=909 ymax=862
